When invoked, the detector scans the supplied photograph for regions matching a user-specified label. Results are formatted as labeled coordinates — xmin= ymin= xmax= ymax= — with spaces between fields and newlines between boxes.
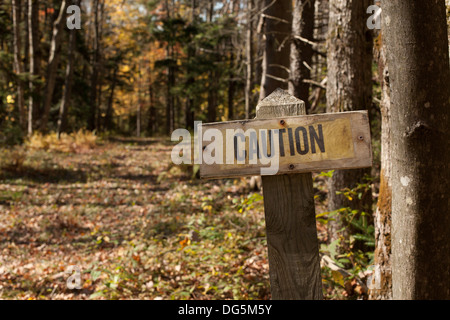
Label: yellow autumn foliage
xmin=25 ymin=130 xmax=97 ymax=153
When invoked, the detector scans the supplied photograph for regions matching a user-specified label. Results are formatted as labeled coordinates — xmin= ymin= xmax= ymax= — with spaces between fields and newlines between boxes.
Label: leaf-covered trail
xmin=0 ymin=138 xmax=276 ymax=299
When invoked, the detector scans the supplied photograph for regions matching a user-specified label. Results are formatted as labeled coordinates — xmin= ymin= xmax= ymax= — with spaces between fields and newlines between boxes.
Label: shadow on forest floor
xmin=0 ymin=166 xmax=88 ymax=184
xmin=107 ymin=136 xmax=164 ymax=146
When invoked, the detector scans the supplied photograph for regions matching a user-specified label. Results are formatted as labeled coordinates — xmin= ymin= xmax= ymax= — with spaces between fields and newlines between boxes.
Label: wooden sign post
xmin=199 ymin=88 xmax=372 ymax=299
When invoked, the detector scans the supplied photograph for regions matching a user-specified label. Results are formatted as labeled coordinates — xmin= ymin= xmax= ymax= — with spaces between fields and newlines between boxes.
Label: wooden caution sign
xmin=199 ymin=89 xmax=373 ymax=300
xmin=200 ymin=111 xmax=372 ymax=179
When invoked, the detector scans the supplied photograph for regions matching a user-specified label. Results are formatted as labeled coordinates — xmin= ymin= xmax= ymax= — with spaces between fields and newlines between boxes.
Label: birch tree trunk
xmin=326 ymin=0 xmax=373 ymax=243
xmin=383 ymin=0 xmax=450 ymax=300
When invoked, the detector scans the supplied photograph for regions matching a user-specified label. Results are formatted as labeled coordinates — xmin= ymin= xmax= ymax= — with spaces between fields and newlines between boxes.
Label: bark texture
xmin=57 ymin=0 xmax=79 ymax=138
xmin=369 ymin=31 xmax=392 ymax=300
xmin=326 ymin=0 xmax=373 ymax=243
xmin=245 ymin=0 xmax=254 ymax=119
xmin=289 ymin=0 xmax=315 ymax=109
xmin=259 ymin=0 xmax=292 ymax=100
xmin=89 ymin=0 xmax=101 ymax=131
xmin=27 ymin=0 xmax=39 ymax=135
xmin=383 ymin=0 xmax=450 ymax=300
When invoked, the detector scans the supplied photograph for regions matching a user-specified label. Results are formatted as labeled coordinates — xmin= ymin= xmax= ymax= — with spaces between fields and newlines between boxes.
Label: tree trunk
xmin=207 ymin=70 xmax=218 ymax=122
xmin=166 ymin=48 xmax=175 ymax=134
xmin=289 ymin=0 xmax=315 ymax=108
xmin=244 ymin=0 xmax=254 ymax=119
xmin=105 ymin=68 xmax=117 ymax=132
xmin=137 ymin=102 xmax=141 ymax=138
xmin=148 ymin=74 xmax=156 ymax=135
xmin=27 ymin=0 xmax=40 ymax=136
xmin=96 ymin=1 xmax=105 ymax=131
xmin=254 ymin=0 xmax=264 ymax=90
xmin=40 ymin=0 xmax=67 ymax=132
xmin=12 ymin=0 xmax=26 ymax=130
xmin=227 ymin=57 xmax=235 ymax=120
xmin=259 ymin=0 xmax=292 ymax=101
xmin=89 ymin=0 xmax=101 ymax=132
xmin=57 ymin=3 xmax=78 ymax=138
xmin=326 ymin=0 xmax=373 ymax=243
xmin=184 ymin=3 xmax=196 ymax=130
xmin=447 ymin=0 xmax=450 ymax=60
xmin=383 ymin=0 xmax=450 ymax=300
xmin=369 ymin=29 xmax=392 ymax=300
xmin=206 ymin=1 xmax=218 ymax=123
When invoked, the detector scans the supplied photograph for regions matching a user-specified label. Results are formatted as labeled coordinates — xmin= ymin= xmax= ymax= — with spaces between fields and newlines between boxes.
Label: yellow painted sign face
xmin=199 ymin=111 xmax=372 ymax=179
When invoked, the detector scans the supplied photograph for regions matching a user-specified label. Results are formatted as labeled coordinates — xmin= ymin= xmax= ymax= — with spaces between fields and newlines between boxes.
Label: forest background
xmin=0 ymin=0 xmax=449 ymax=300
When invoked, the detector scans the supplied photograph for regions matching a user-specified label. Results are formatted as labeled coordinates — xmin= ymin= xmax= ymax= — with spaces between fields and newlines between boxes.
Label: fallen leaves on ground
xmin=0 ymin=137 xmax=356 ymax=300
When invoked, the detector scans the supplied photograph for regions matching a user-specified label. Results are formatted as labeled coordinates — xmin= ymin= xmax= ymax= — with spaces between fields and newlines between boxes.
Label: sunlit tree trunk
xmin=383 ymin=0 xmax=450 ymax=300
xmin=369 ymin=29 xmax=392 ymax=300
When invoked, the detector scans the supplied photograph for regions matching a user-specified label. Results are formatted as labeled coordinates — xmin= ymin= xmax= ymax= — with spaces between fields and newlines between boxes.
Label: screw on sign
xmin=199 ymin=88 xmax=372 ymax=299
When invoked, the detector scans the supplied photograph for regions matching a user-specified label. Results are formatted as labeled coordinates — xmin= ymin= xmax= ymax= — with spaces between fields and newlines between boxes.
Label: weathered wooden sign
xmin=198 ymin=88 xmax=373 ymax=300
xmin=200 ymin=111 xmax=372 ymax=179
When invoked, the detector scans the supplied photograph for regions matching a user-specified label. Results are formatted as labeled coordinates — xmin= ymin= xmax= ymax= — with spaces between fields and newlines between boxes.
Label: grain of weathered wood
xmin=257 ymin=88 xmax=323 ymax=300
xmin=200 ymin=110 xmax=372 ymax=179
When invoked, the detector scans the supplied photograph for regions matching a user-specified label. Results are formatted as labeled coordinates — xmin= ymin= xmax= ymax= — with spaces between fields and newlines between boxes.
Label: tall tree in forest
xmin=244 ymin=0 xmax=254 ymax=119
xmin=27 ymin=0 xmax=39 ymax=135
xmin=259 ymin=0 xmax=292 ymax=100
xmin=227 ymin=46 xmax=236 ymax=120
xmin=326 ymin=0 xmax=373 ymax=243
xmin=206 ymin=0 xmax=218 ymax=123
xmin=41 ymin=0 xmax=68 ymax=132
xmin=184 ymin=0 xmax=197 ymax=129
xmin=369 ymin=25 xmax=392 ymax=300
xmin=12 ymin=0 xmax=26 ymax=130
xmin=383 ymin=0 xmax=450 ymax=300
xmin=164 ymin=1 xmax=175 ymax=134
xmin=289 ymin=0 xmax=315 ymax=109
xmin=104 ymin=66 xmax=118 ymax=132
xmin=88 ymin=0 xmax=102 ymax=131
xmin=58 ymin=0 xmax=80 ymax=137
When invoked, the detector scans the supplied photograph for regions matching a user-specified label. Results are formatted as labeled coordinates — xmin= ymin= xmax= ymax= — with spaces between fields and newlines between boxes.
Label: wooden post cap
xmin=256 ymin=88 xmax=306 ymax=119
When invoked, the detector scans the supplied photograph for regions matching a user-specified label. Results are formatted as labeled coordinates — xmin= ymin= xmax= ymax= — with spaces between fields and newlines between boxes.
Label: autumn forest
xmin=0 ymin=0 xmax=449 ymax=301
